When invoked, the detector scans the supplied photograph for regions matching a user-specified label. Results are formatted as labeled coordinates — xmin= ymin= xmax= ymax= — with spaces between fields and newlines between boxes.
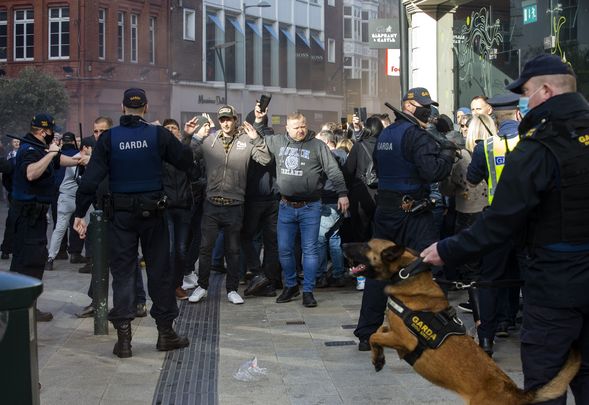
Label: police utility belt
xmin=111 ymin=194 xmax=167 ymax=217
xmin=377 ymin=191 xmax=434 ymax=214
xmin=387 ymin=296 xmax=466 ymax=366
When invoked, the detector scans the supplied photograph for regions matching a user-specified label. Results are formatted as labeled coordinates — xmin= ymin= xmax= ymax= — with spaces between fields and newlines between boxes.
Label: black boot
xmin=479 ymin=337 xmax=494 ymax=358
xmin=244 ymin=274 xmax=271 ymax=296
xmin=156 ymin=325 xmax=190 ymax=351
xmin=113 ymin=321 xmax=132 ymax=358
xmin=276 ymin=286 xmax=300 ymax=303
xmin=302 ymin=292 xmax=317 ymax=307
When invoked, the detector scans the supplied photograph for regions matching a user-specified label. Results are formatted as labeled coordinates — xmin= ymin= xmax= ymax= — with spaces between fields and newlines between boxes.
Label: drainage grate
xmin=153 ymin=273 xmax=223 ymax=405
xmin=340 ymin=324 xmax=356 ymax=330
xmin=285 ymin=320 xmax=305 ymax=325
xmin=324 ymin=340 xmax=356 ymax=347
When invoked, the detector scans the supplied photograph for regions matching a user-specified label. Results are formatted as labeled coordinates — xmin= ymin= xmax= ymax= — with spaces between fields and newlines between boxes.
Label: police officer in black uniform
xmin=11 ymin=113 xmax=88 ymax=322
xmin=423 ymin=55 xmax=589 ymax=404
xmin=354 ymin=88 xmax=455 ymax=350
xmin=74 ymin=88 xmax=194 ymax=358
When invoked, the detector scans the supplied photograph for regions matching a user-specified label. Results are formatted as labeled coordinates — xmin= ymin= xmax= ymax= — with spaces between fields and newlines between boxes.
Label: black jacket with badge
xmin=438 ymin=92 xmax=589 ymax=308
xmin=75 ymin=115 xmax=193 ymax=218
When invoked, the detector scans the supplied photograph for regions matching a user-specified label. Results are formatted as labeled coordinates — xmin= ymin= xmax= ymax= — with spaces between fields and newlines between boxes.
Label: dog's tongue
xmin=350 ymin=264 xmax=366 ymax=275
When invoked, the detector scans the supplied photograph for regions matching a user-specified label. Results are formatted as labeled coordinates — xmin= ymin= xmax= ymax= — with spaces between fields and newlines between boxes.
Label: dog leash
xmin=432 ymin=278 xmax=524 ymax=290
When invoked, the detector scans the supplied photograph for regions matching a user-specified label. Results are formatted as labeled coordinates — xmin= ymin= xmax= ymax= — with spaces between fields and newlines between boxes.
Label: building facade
xmin=0 ymin=0 xmax=170 ymax=135
xmin=402 ymin=0 xmax=588 ymax=118
xmin=169 ymin=0 xmax=346 ymax=132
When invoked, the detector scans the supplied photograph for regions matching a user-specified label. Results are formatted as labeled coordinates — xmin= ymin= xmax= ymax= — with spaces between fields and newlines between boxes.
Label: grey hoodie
xmin=265 ymin=133 xmax=347 ymax=201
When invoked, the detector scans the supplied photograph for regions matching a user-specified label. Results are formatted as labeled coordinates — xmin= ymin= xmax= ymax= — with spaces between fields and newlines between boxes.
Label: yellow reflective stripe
xmin=484 ymin=138 xmax=498 ymax=204
xmin=484 ymin=135 xmax=520 ymax=204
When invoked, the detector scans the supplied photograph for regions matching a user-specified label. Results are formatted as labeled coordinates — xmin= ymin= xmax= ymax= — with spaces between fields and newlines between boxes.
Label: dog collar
xmin=389 ymin=257 xmax=430 ymax=284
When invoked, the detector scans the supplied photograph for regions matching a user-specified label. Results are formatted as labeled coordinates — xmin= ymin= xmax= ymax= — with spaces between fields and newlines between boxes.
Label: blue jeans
xmin=277 ymin=200 xmax=321 ymax=292
xmin=316 ymin=204 xmax=345 ymax=279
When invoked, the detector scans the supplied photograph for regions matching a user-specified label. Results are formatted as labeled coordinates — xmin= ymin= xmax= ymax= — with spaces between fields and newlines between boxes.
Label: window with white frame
xmin=361 ymin=11 xmax=369 ymax=43
xmin=327 ymin=38 xmax=335 ymax=63
xmin=0 ymin=10 xmax=7 ymax=61
xmin=49 ymin=7 xmax=70 ymax=59
xmin=117 ymin=12 xmax=125 ymax=61
xmin=344 ymin=7 xmax=351 ymax=39
xmin=98 ymin=9 xmax=105 ymax=60
xmin=130 ymin=14 xmax=138 ymax=63
xmin=328 ymin=0 xmax=335 ymax=6
xmin=183 ymin=9 xmax=195 ymax=41
xmin=14 ymin=9 xmax=34 ymax=61
xmin=149 ymin=17 xmax=156 ymax=64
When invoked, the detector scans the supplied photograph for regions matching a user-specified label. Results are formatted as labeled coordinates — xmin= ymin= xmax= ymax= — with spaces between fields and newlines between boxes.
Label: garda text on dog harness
xmin=387 ymin=296 xmax=466 ymax=366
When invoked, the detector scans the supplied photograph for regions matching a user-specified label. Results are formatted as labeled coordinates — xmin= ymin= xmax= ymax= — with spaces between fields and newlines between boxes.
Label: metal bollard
xmin=90 ymin=210 xmax=109 ymax=335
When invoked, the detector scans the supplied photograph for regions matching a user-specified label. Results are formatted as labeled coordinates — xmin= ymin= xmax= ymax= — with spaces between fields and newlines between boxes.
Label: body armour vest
xmin=376 ymin=120 xmax=423 ymax=193
xmin=526 ymin=119 xmax=589 ymax=246
xmin=12 ymin=141 xmax=54 ymax=203
xmin=109 ymin=124 xmax=162 ymax=193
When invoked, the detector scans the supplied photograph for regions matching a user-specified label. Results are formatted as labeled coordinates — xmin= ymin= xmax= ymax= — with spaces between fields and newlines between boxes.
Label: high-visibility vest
xmin=483 ymin=135 xmax=520 ymax=204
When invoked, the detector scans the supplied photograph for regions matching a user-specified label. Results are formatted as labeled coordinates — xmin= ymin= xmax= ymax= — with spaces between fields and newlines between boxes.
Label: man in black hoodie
xmin=423 ymin=54 xmax=589 ymax=404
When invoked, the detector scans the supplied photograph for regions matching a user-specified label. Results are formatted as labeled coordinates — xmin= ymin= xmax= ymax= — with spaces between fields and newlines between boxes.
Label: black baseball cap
xmin=402 ymin=87 xmax=439 ymax=107
xmin=62 ymin=132 xmax=76 ymax=143
xmin=218 ymin=105 xmax=237 ymax=119
xmin=123 ymin=88 xmax=148 ymax=108
xmin=31 ymin=113 xmax=62 ymax=132
xmin=506 ymin=54 xmax=575 ymax=94
xmin=487 ymin=92 xmax=519 ymax=111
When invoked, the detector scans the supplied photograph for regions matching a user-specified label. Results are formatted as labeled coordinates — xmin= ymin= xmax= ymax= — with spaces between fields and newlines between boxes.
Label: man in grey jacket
xmin=265 ymin=112 xmax=349 ymax=307
xmin=185 ymin=105 xmax=271 ymax=305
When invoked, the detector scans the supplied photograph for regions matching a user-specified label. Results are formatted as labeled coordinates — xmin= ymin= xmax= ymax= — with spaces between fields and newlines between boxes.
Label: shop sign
xmin=523 ymin=1 xmax=537 ymax=25
xmin=368 ymin=19 xmax=400 ymax=49
xmin=386 ymin=49 xmax=400 ymax=76
xmin=198 ymin=94 xmax=225 ymax=105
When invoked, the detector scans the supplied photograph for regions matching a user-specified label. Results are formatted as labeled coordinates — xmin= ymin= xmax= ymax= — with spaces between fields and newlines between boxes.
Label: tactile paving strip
xmin=153 ymin=273 xmax=223 ymax=405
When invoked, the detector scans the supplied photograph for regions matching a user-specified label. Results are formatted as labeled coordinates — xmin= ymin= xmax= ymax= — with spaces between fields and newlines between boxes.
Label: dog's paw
xmin=373 ymin=356 xmax=385 ymax=372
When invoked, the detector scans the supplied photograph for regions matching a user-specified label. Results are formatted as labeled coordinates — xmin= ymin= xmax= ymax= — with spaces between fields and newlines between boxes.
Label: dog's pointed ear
xmin=381 ymin=245 xmax=405 ymax=263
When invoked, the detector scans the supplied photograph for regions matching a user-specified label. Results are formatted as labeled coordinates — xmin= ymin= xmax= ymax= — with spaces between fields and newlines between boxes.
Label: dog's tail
xmin=524 ymin=348 xmax=581 ymax=404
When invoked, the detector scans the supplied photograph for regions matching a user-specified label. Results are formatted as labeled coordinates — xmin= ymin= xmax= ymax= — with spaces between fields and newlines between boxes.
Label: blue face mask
xmin=518 ymin=86 xmax=543 ymax=117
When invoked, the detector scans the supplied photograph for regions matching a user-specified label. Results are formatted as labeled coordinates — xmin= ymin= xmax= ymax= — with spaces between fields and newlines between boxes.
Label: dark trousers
xmin=1 ymin=196 xmax=15 ymax=254
xmin=241 ymin=199 xmax=280 ymax=284
xmin=477 ymin=241 xmax=521 ymax=340
xmin=345 ymin=183 xmax=376 ymax=243
xmin=453 ymin=211 xmax=482 ymax=282
xmin=197 ymin=201 xmax=243 ymax=293
xmin=10 ymin=202 xmax=49 ymax=280
xmin=521 ymin=303 xmax=589 ymax=404
xmin=187 ymin=199 xmax=204 ymax=272
xmin=87 ymin=260 xmax=146 ymax=305
xmin=165 ymin=207 xmax=193 ymax=288
xmin=354 ymin=205 xmax=438 ymax=341
xmin=107 ymin=210 xmax=176 ymax=326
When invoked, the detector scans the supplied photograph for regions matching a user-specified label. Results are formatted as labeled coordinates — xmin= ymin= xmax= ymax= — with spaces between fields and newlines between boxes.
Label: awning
xmin=296 ymin=29 xmax=310 ymax=47
xmin=207 ymin=14 xmax=224 ymax=32
xmin=311 ymin=33 xmax=324 ymax=50
xmin=246 ymin=20 xmax=262 ymax=37
xmin=228 ymin=17 xmax=244 ymax=35
xmin=280 ymin=28 xmax=295 ymax=45
xmin=263 ymin=24 xmax=278 ymax=41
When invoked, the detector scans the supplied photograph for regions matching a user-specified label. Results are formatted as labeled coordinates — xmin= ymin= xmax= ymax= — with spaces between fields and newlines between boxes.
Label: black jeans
xmin=354 ymin=205 xmax=438 ymax=341
xmin=107 ymin=209 xmax=176 ymax=326
xmin=1 ymin=196 xmax=15 ymax=254
xmin=186 ymin=199 xmax=204 ymax=272
xmin=10 ymin=202 xmax=49 ymax=280
xmin=453 ymin=211 xmax=482 ymax=282
xmin=521 ymin=303 xmax=589 ymax=404
xmin=197 ymin=201 xmax=243 ymax=293
xmin=165 ymin=207 xmax=193 ymax=287
xmin=241 ymin=199 xmax=280 ymax=284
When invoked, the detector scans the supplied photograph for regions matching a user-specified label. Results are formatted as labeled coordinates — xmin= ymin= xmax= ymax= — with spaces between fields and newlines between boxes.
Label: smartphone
xmin=340 ymin=117 xmax=347 ymax=127
xmin=258 ymin=94 xmax=272 ymax=112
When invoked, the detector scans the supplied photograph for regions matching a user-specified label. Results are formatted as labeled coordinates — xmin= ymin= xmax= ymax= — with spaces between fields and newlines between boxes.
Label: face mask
xmin=518 ymin=86 xmax=543 ymax=117
xmin=44 ymin=132 xmax=54 ymax=146
xmin=413 ymin=105 xmax=432 ymax=123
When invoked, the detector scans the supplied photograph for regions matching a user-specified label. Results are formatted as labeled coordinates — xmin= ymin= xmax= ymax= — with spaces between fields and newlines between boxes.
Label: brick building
xmin=0 ymin=0 xmax=170 ymax=135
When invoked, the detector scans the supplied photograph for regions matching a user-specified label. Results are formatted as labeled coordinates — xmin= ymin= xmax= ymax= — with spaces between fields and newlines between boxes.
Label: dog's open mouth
xmin=349 ymin=264 xmax=367 ymax=275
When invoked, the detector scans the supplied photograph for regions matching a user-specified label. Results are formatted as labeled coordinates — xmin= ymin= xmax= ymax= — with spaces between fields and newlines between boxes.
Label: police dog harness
xmin=386 ymin=258 xmax=466 ymax=366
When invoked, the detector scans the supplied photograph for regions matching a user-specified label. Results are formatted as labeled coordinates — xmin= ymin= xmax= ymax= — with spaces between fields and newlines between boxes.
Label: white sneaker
xmin=356 ymin=276 xmax=366 ymax=291
xmin=188 ymin=286 xmax=207 ymax=303
xmin=182 ymin=272 xmax=199 ymax=290
xmin=227 ymin=291 xmax=244 ymax=305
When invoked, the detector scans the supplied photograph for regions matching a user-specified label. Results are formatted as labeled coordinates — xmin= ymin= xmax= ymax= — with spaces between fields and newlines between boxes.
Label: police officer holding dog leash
xmin=74 ymin=88 xmax=195 ymax=358
xmin=422 ymin=54 xmax=589 ymax=404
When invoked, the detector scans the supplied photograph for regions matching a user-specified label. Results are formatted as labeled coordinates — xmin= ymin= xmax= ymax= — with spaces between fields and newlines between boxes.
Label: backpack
xmin=359 ymin=142 xmax=378 ymax=188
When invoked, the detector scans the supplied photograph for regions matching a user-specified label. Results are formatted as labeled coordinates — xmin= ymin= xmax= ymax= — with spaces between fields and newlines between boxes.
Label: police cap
xmin=62 ymin=132 xmax=76 ymax=143
xmin=487 ymin=93 xmax=519 ymax=111
xmin=123 ymin=88 xmax=148 ymax=108
xmin=31 ymin=113 xmax=62 ymax=132
xmin=506 ymin=54 xmax=575 ymax=94
xmin=402 ymin=87 xmax=439 ymax=107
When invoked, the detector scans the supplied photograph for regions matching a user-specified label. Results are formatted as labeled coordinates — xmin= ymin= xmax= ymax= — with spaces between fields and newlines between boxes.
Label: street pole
xmin=215 ymin=47 xmax=228 ymax=104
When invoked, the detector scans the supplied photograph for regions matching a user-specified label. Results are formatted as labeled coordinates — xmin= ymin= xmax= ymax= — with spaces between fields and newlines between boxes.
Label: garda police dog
xmin=343 ymin=239 xmax=581 ymax=405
